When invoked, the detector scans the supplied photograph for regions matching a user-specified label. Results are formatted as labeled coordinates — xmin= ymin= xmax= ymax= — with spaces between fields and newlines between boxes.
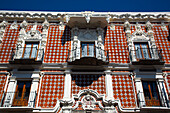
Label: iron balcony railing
xmin=129 ymin=47 xmax=163 ymax=62
xmin=137 ymin=91 xmax=169 ymax=107
xmin=10 ymin=47 xmax=44 ymax=61
xmin=67 ymin=46 xmax=109 ymax=62
xmin=1 ymin=91 xmax=37 ymax=107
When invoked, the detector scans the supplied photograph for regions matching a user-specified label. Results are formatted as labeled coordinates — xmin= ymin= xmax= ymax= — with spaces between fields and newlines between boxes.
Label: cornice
xmin=0 ymin=11 xmax=169 ymax=22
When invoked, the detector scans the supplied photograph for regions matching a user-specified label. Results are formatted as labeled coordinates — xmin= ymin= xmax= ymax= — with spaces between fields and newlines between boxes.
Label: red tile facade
xmin=104 ymin=26 xmax=129 ymax=64
xmin=0 ymin=74 xmax=7 ymax=104
xmin=38 ymin=74 xmax=65 ymax=108
xmin=153 ymin=26 xmax=170 ymax=64
xmin=112 ymin=75 xmax=136 ymax=108
xmin=0 ymin=24 xmax=20 ymax=63
xmin=71 ymin=74 xmax=106 ymax=95
xmin=44 ymin=25 xmax=71 ymax=63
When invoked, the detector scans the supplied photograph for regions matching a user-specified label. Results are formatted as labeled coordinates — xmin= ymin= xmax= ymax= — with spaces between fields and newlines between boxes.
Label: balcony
xmin=1 ymin=91 xmax=36 ymax=108
xmin=9 ymin=47 xmax=44 ymax=64
xmin=130 ymin=48 xmax=165 ymax=65
xmin=67 ymin=46 xmax=109 ymax=65
xmin=137 ymin=91 xmax=169 ymax=108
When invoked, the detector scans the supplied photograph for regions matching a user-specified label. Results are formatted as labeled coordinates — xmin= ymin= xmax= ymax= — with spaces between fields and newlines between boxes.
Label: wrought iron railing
xmin=10 ymin=47 xmax=44 ymax=61
xmin=67 ymin=46 xmax=109 ymax=62
xmin=137 ymin=91 xmax=166 ymax=107
xmin=130 ymin=47 xmax=163 ymax=62
xmin=1 ymin=91 xmax=37 ymax=107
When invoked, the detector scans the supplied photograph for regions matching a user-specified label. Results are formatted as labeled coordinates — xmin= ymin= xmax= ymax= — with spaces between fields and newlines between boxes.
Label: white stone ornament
xmin=82 ymin=95 xmax=96 ymax=110
xmin=59 ymin=21 xmax=65 ymax=30
xmin=20 ymin=20 xmax=28 ymax=29
xmin=110 ymin=23 xmax=115 ymax=31
xmin=10 ymin=21 xmax=18 ymax=29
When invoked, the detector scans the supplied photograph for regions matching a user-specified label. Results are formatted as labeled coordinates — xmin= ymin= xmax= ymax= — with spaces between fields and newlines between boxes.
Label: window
xmin=134 ymin=43 xmax=151 ymax=60
xmin=12 ymin=81 xmax=32 ymax=106
xmin=23 ymin=42 xmax=39 ymax=59
xmin=81 ymin=42 xmax=95 ymax=57
xmin=142 ymin=81 xmax=161 ymax=106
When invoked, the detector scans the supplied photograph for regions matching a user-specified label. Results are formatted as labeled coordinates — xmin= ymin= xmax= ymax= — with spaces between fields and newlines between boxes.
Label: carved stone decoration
xmin=82 ymin=95 xmax=96 ymax=110
xmin=110 ymin=23 xmax=115 ymax=31
xmin=20 ymin=20 xmax=28 ymax=29
xmin=146 ymin=21 xmax=153 ymax=36
xmin=0 ymin=20 xmax=8 ymax=43
xmin=161 ymin=22 xmax=168 ymax=31
xmin=64 ymin=15 xmax=70 ymax=23
xmin=106 ymin=15 xmax=111 ymax=23
xmin=25 ymin=23 xmax=42 ymax=40
xmin=42 ymin=19 xmax=49 ymax=32
xmin=72 ymin=89 xmax=118 ymax=112
xmin=10 ymin=21 xmax=18 ymax=29
xmin=124 ymin=21 xmax=131 ymax=38
xmin=59 ymin=21 xmax=65 ymax=31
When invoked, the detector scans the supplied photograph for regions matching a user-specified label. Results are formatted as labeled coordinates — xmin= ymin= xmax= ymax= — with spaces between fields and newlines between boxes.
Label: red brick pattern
xmin=38 ymin=74 xmax=64 ymax=108
xmin=104 ymin=26 xmax=129 ymax=63
xmin=153 ymin=26 xmax=170 ymax=64
xmin=0 ymin=74 xmax=7 ymax=103
xmin=44 ymin=25 xmax=71 ymax=63
xmin=112 ymin=75 xmax=136 ymax=108
xmin=0 ymin=25 xmax=20 ymax=63
xmin=71 ymin=74 xmax=106 ymax=95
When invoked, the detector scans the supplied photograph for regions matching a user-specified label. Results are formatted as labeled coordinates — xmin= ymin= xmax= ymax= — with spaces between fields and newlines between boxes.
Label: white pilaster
xmin=63 ymin=70 xmax=71 ymax=100
xmin=3 ymin=77 xmax=17 ymax=107
xmin=28 ymin=77 xmax=39 ymax=107
xmin=104 ymin=70 xmax=114 ymax=100
xmin=157 ymin=79 xmax=170 ymax=107
xmin=134 ymin=78 xmax=145 ymax=107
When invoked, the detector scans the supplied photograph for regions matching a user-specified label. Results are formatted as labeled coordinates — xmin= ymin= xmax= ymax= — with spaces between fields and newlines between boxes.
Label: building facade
xmin=0 ymin=11 xmax=169 ymax=113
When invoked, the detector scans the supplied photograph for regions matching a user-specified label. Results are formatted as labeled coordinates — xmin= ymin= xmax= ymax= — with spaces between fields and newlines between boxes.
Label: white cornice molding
xmin=0 ymin=11 xmax=169 ymax=22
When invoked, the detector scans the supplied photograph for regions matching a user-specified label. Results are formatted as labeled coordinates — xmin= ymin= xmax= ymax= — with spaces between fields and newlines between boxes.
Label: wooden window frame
xmin=22 ymin=42 xmax=39 ymax=59
xmin=81 ymin=42 xmax=95 ymax=57
xmin=134 ymin=42 xmax=151 ymax=60
xmin=12 ymin=81 xmax=32 ymax=107
xmin=142 ymin=81 xmax=161 ymax=107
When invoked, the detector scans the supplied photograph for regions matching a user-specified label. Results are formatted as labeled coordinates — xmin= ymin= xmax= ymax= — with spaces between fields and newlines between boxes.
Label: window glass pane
xmin=23 ymin=44 xmax=32 ymax=58
xmin=141 ymin=44 xmax=149 ymax=58
xmin=31 ymin=43 xmax=38 ymax=58
xmin=88 ymin=44 xmax=94 ymax=57
xmin=134 ymin=43 xmax=142 ymax=58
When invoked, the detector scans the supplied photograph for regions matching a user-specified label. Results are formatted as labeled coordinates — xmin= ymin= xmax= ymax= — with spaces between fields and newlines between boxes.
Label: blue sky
xmin=0 ymin=0 xmax=170 ymax=12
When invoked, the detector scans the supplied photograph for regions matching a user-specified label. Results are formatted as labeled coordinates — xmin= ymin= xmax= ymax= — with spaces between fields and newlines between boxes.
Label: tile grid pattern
xmin=0 ymin=74 xmax=7 ymax=103
xmin=44 ymin=25 xmax=71 ymax=63
xmin=71 ymin=74 xmax=106 ymax=95
xmin=0 ymin=25 xmax=20 ymax=63
xmin=105 ymin=26 xmax=129 ymax=63
xmin=38 ymin=74 xmax=65 ymax=108
xmin=153 ymin=26 xmax=170 ymax=64
xmin=112 ymin=75 xmax=136 ymax=108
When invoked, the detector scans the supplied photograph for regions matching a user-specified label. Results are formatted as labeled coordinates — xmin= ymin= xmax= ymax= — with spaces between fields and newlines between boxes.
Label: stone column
xmin=134 ymin=78 xmax=145 ymax=107
xmin=28 ymin=77 xmax=39 ymax=107
xmin=105 ymin=70 xmax=114 ymax=100
xmin=157 ymin=79 xmax=170 ymax=107
xmin=63 ymin=69 xmax=72 ymax=100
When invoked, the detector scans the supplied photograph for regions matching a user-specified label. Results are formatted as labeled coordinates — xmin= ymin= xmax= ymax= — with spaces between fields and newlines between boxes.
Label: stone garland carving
xmin=0 ymin=20 xmax=8 ymax=43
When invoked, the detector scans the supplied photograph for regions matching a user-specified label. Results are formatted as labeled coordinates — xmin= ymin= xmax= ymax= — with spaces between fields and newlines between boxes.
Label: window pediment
xmin=24 ymin=30 xmax=42 ymax=40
